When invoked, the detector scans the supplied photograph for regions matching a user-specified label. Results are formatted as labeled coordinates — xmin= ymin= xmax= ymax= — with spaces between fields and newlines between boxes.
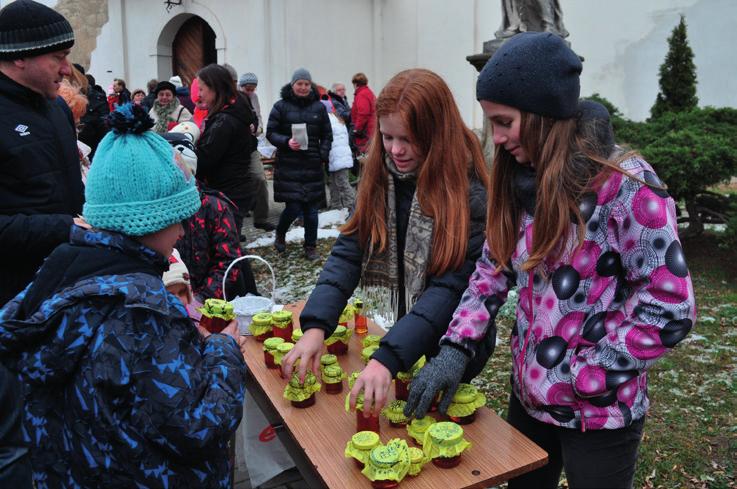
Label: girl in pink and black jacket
xmin=405 ymin=32 xmax=696 ymax=489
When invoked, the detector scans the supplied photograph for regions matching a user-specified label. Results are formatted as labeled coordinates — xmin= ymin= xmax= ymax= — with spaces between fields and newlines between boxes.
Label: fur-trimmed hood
xmin=279 ymin=82 xmax=320 ymax=105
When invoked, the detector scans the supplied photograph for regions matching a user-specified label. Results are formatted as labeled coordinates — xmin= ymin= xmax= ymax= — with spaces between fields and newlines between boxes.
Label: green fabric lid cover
xmin=263 ymin=337 xmax=285 ymax=352
xmin=345 ymin=431 xmax=381 ymax=465
xmin=322 ymin=364 xmax=345 ymax=383
xmin=406 ymin=416 xmax=436 ymax=445
xmin=271 ymin=310 xmax=293 ymax=325
xmin=325 ymin=325 xmax=353 ymax=346
xmin=397 ymin=356 xmax=425 ymax=382
xmin=447 ymin=383 xmax=487 ymax=417
xmin=198 ymin=298 xmax=235 ymax=320
xmin=422 ymin=421 xmax=471 ymax=460
xmin=284 ymin=371 xmax=321 ymax=402
xmin=381 ymin=400 xmax=409 ymax=424
xmin=347 ymin=371 xmax=361 ymax=389
xmin=362 ymin=335 xmax=381 ymax=348
xmin=272 ymin=342 xmax=295 ymax=365
xmin=250 ymin=312 xmax=273 ymax=336
xmin=361 ymin=439 xmax=411 ymax=482
xmin=291 ymin=329 xmax=303 ymax=342
xmin=320 ymin=354 xmax=337 ymax=366
xmin=361 ymin=345 xmax=379 ymax=363
xmin=407 ymin=447 xmax=428 ymax=476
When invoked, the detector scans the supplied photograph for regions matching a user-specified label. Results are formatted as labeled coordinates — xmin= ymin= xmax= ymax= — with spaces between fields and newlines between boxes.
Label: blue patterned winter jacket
xmin=0 ymin=227 xmax=247 ymax=488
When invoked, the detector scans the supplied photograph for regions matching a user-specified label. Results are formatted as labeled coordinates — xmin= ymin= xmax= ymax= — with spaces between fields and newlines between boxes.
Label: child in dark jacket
xmin=0 ymin=104 xmax=247 ymax=488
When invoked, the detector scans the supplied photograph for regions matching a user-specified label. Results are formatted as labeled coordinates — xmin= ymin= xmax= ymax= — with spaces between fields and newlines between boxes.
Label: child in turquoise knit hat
xmin=0 ymin=103 xmax=248 ymax=488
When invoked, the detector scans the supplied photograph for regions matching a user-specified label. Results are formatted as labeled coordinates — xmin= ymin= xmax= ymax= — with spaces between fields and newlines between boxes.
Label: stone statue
xmin=496 ymin=0 xmax=569 ymax=39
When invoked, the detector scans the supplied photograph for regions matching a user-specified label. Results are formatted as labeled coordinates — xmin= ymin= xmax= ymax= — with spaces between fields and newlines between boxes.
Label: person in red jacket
xmin=350 ymin=72 xmax=376 ymax=154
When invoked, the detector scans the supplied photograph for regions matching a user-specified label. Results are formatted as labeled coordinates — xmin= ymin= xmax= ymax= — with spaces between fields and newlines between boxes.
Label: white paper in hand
xmin=291 ymin=123 xmax=308 ymax=150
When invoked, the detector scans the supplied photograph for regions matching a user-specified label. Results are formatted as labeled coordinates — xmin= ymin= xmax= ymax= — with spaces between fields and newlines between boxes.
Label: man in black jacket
xmin=77 ymin=70 xmax=109 ymax=158
xmin=0 ymin=0 xmax=85 ymax=307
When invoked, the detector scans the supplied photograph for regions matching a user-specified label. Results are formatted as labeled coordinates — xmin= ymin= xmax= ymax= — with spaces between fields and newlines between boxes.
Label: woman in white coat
xmin=322 ymin=100 xmax=356 ymax=210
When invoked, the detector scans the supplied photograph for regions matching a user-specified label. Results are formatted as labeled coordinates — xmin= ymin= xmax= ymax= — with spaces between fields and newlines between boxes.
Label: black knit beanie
xmin=476 ymin=32 xmax=582 ymax=120
xmin=0 ymin=0 xmax=74 ymax=61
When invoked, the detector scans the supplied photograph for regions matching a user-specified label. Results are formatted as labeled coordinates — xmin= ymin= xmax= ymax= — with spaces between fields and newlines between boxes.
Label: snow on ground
xmin=245 ymin=208 xmax=349 ymax=249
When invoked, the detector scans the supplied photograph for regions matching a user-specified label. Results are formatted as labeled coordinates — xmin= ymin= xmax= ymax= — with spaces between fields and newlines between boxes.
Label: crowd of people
xmin=0 ymin=1 xmax=696 ymax=488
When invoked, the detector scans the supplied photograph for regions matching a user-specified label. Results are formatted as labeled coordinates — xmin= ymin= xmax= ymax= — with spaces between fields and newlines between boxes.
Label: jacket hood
xmin=218 ymin=93 xmax=253 ymax=126
xmin=280 ymin=82 xmax=320 ymax=105
xmin=0 ymin=227 xmax=179 ymax=382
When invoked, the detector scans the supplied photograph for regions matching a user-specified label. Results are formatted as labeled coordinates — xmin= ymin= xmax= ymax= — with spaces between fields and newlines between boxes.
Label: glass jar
xmin=353 ymin=299 xmax=368 ymax=334
xmin=356 ymin=408 xmax=380 ymax=433
xmin=271 ymin=310 xmax=293 ymax=341
xmin=326 ymin=326 xmax=349 ymax=355
xmin=345 ymin=431 xmax=380 ymax=469
xmin=249 ymin=312 xmax=273 ymax=341
xmin=322 ymin=364 xmax=344 ymax=394
xmin=199 ymin=298 xmax=235 ymax=334
xmin=406 ymin=417 xmax=435 ymax=446
xmin=263 ymin=337 xmax=285 ymax=369
xmin=394 ymin=378 xmax=409 ymax=401
xmin=291 ymin=328 xmax=303 ymax=343
xmin=423 ymin=422 xmax=470 ymax=470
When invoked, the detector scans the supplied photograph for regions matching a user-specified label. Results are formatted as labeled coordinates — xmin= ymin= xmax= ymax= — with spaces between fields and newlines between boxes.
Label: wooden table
xmin=242 ymin=302 xmax=547 ymax=489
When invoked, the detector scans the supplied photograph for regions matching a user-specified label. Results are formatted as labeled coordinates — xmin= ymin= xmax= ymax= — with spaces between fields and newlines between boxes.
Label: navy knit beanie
xmin=577 ymin=99 xmax=615 ymax=156
xmin=476 ymin=32 xmax=582 ymax=119
xmin=0 ymin=0 xmax=74 ymax=60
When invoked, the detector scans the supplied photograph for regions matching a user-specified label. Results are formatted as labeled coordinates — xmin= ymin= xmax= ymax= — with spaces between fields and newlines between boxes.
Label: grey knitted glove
xmin=403 ymin=345 xmax=471 ymax=419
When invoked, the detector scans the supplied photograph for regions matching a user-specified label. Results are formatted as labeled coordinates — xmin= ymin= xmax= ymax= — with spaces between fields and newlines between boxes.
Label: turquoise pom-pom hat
xmin=83 ymin=103 xmax=201 ymax=236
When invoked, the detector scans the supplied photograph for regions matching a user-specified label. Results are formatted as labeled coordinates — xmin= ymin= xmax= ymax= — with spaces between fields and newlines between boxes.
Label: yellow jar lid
xmin=276 ymin=342 xmax=294 ymax=354
xmin=409 ymin=416 xmax=435 ymax=433
xmin=452 ymin=383 xmax=479 ymax=404
xmin=251 ymin=312 xmax=273 ymax=326
xmin=369 ymin=445 xmax=399 ymax=468
xmin=362 ymin=335 xmax=381 ymax=348
xmin=427 ymin=421 xmax=464 ymax=446
xmin=320 ymin=354 xmax=337 ymax=366
xmin=289 ymin=371 xmax=317 ymax=388
xmin=263 ymin=337 xmax=285 ymax=351
xmin=322 ymin=364 xmax=343 ymax=379
xmin=408 ymin=447 xmax=425 ymax=464
xmin=351 ymin=431 xmax=380 ymax=451
xmin=271 ymin=310 xmax=293 ymax=323
xmin=333 ymin=325 xmax=347 ymax=337
xmin=291 ymin=329 xmax=303 ymax=342
xmin=361 ymin=345 xmax=379 ymax=361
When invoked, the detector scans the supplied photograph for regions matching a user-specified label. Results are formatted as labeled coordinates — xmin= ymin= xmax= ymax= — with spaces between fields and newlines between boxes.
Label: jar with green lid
xmin=406 ymin=416 xmax=436 ymax=446
xmin=338 ymin=304 xmax=354 ymax=328
xmin=283 ymin=371 xmax=321 ymax=408
xmin=346 ymin=391 xmax=380 ymax=434
xmin=322 ymin=364 xmax=345 ymax=394
xmin=395 ymin=356 xmax=425 ymax=401
xmin=422 ymin=421 xmax=471 ymax=469
xmin=361 ymin=439 xmax=411 ymax=488
xmin=262 ymin=337 xmax=285 ymax=369
xmin=198 ymin=298 xmax=236 ymax=333
xmin=380 ymin=400 xmax=410 ymax=428
xmin=249 ymin=312 xmax=273 ymax=341
xmin=325 ymin=325 xmax=353 ymax=355
xmin=361 ymin=345 xmax=379 ymax=364
xmin=362 ymin=335 xmax=381 ymax=349
xmin=271 ymin=310 xmax=293 ymax=341
xmin=445 ymin=383 xmax=486 ymax=425
xmin=320 ymin=353 xmax=337 ymax=369
xmin=344 ymin=431 xmax=380 ymax=469
xmin=407 ymin=447 xmax=428 ymax=477
xmin=291 ymin=328 xmax=303 ymax=343
xmin=272 ymin=342 xmax=294 ymax=367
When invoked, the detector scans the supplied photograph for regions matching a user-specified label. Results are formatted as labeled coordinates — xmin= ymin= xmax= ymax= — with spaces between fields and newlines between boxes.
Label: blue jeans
xmin=276 ymin=201 xmax=318 ymax=248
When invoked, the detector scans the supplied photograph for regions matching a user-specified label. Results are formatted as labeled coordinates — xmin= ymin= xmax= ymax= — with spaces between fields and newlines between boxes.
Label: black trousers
xmin=507 ymin=394 xmax=645 ymax=489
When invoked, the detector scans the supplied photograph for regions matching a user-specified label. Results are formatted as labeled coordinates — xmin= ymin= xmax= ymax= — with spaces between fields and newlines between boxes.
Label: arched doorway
xmin=172 ymin=16 xmax=216 ymax=86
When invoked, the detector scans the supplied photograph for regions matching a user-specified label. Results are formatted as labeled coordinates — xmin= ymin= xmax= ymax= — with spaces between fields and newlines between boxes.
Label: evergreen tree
xmin=651 ymin=15 xmax=698 ymax=119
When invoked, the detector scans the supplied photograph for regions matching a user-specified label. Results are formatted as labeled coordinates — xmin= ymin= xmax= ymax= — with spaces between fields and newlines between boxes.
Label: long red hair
xmin=342 ymin=69 xmax=489 ymax=276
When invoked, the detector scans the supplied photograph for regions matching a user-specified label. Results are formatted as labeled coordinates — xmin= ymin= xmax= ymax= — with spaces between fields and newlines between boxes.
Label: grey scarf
xmin=360 ymin=156 xmax=434 ymax=325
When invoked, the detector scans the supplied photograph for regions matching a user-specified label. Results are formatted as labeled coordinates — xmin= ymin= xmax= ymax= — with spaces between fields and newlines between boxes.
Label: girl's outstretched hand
xmin=349 ymin=359 xmax=392 ymax=417
xmin=281 ymin=328 xmax=324 ymax=382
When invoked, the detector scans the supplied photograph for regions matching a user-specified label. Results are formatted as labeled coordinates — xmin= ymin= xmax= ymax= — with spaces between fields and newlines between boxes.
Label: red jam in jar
xmin=371 ymin=482 xmax=399 ymax=489
xmin=356 ymin=409 xmax=380 ymax=433
xmin=394 ymin=379 xmax=409 ymax=401
xmin=264 ymin=351 xmax=276 ymax=369
xmin=432 ymin=455 xmax=461 ymax=469
xmin=327 ymin=341 xmax=348 ymax=355
xmin=325 ymin=381 xmax=343 ymax=394
xmin=448 ymin=412 xmax=477 ymax=425
xmin=291 ymin=395 xmax=316 ymax=409
xmin=389 ymin=420 xmax=408 ymax=428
